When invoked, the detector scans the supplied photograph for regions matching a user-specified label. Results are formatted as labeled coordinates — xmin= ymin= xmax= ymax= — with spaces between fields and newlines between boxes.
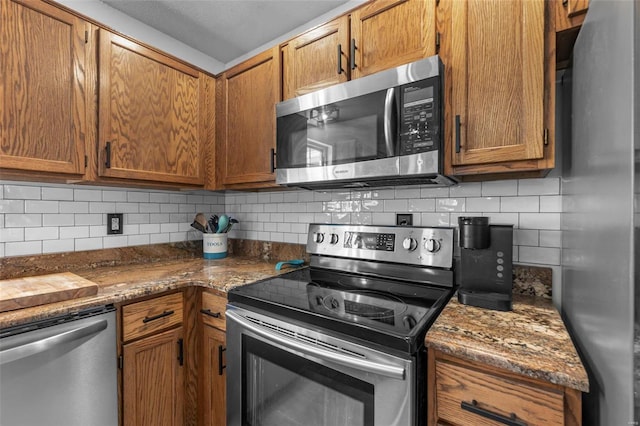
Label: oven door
xmin=226 ymin=305 xmax=414 ymax=426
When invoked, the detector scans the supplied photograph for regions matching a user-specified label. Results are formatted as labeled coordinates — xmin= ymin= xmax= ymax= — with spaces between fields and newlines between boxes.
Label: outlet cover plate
xmin=396 ymin=213 xmax=413 ymax=226
xmin=107 ymin=213 xmax=123 ymax=235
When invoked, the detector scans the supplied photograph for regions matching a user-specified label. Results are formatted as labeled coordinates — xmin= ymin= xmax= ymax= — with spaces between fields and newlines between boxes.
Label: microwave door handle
xmin=383 ymin=88 xmax=396 ymax=156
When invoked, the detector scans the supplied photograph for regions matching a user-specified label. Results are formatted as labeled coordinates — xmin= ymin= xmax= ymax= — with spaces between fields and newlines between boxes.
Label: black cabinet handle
xmin=177 ymin=338 xmax=184 ymax=366
xmin=350 ymin=39 xmax=357 ymax=70
xmin=337 ymin=44 xmax=344 ymax=75
xmin=105 ymin=141 xmax=111 ymax=168
xmin=142 ymin=309 xmax=174 ymax=323
xmin=455 ymin=114 xmax=461 ymax=153
xmin=460 ymin=400 xmax=527 ymax=426
xmin=270 ymin=148 xmax=276 ymax=173
xmin=200 ymin=308 xmax=221 ymax=318
xmin=218 ymin=345 xmax=226 ymax=375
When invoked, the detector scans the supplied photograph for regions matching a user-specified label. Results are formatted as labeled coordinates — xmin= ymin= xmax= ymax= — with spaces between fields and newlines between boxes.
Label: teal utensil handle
xmin=275 ymin=259 xmax=305 ymax=271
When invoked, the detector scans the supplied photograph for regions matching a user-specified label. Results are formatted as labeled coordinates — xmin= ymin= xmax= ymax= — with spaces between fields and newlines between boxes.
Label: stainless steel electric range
xmin=226 ymin=224 xmax=456 ymax=426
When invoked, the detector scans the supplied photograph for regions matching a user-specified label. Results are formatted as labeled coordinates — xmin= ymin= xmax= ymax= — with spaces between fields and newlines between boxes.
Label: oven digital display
xmin=344 ymin=300 xmax=395 ymax=325
xmin=344 ymin=232 xmax=395 ymax=251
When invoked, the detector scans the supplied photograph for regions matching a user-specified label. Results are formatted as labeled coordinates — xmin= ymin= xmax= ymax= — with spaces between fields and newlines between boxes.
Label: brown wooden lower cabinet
xmin=199 ymin=290 xmax=228 ymax=426
xmin=428 ymin=349 xmax=582 ymax=426
xmin=122 ymin=326 xmax=185 ymax=426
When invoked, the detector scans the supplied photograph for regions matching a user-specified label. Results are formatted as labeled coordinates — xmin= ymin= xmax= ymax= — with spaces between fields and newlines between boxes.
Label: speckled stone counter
xmin=0 ymin=240 xmax=307 ymax=329
xmin=425 ymin=295 xmax=589 ymax=392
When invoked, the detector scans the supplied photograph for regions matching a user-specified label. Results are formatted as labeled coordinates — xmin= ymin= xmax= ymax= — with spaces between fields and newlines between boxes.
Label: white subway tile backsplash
xmin=481 ymin=180 xmax=518 ymax=196
xmin=43 ymin=239 xmax=74 ymax=254
xmin=42 ymin=187 xmax=73 ymax=200
xmin=103 ymin=191 xmax=127 ymax=202
xmin=0 ymin=200 xmax=25 ymax=213
xmin=4 ymin=185 xmax=41 ymax=200
xmin=500 ymin=196 xmax=539 ymax=213
xmin=5 ymin=214 xmax=41 ymax=228
xmin=518 ymin=178 xmax=560 ymax=196
xmin=6 ymin=241 xmax=41 ymax=256
xmin=74 ymin=189 xmax=102 ymax=202
xmin=2 ymin=178 xmax=565 ymax=274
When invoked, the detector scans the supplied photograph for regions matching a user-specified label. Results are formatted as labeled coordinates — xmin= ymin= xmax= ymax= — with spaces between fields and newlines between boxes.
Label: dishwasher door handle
xmin=226 ymin=310 xmax=405 ymax=380
xmin=0 ymin=319 xmax=108 ymax=365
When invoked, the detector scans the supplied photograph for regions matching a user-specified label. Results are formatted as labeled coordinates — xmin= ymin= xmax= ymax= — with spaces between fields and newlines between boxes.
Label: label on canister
xmin=203 ymin=233 xmax=227 ymax=259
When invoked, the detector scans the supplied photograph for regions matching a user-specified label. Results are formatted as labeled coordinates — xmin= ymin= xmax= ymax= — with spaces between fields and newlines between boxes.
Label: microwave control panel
xmin=399 ymin=76 xmax=440 ymax=155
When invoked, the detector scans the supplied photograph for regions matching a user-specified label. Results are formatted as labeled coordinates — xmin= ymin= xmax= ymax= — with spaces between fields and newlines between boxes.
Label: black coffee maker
xmin=457 ymin=217 xmax=514 ymax=311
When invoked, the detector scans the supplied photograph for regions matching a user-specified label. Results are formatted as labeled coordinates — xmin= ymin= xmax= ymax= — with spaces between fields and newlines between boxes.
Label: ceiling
xmin=102 ymin=0 xmax=354 ymax=65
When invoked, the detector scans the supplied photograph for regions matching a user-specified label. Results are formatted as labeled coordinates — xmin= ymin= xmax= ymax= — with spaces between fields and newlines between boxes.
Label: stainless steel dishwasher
xmin=0 ymin=305 xmax=118 ymax=426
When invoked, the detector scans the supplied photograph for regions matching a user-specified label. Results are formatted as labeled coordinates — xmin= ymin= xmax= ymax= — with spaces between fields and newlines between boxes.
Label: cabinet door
xmin=123 ymin=327 xmax=184 ymax=426
xmin=282 ymin=16 xmax=349 ymax=100
xmin=218 ymin=47 xmax=280 ymax=186
xmin=351 ymin=0 xmax=436 ymax=79
xmin=1 ymin=0 xmax=88 ymax=175
xmin=446 ymin=0 xmax=545 ymax=167
xmin=98 ymin=30 xmax=204 ymax=185
xmin=202 ymin=325 xmax=226 ymax=426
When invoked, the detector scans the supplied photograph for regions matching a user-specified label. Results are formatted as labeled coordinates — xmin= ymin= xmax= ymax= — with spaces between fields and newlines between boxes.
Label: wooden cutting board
xmin=0 ymin=272 xmax=99 ymax=313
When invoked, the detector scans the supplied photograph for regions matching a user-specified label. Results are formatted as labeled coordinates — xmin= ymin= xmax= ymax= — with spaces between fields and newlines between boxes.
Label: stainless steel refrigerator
xmin=561 ymin=0 xmax=638 ymax=424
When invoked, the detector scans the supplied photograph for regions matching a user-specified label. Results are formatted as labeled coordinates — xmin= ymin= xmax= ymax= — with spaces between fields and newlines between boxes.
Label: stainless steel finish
xmin=561 ymin=2 xmax=636 ymax=424
xmin=0 ymin=308 xmax=118 ymax=426
xmin=226 ymin=309 xmax=405 ymax=380
xmin=277 ymin=55 xmax=441 ymax=118
xmin=226 ymin=305 xmax=414 ymax=426
xmin=383 ymin=87 xmax=396 ymax=156
xmin=307 ymin=224 xmax=454 ymax=269
xmin=0 ymin=319 xmax=107 ymax=365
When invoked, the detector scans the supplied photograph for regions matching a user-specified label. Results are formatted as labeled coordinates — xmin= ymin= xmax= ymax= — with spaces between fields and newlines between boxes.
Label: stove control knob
xmin=329 ymin=297 xmax=340 ymax=310
xmin=313 ymin=232 xmax=325 ymax=243
xmin=402 ymin=237 xmax=417 ymax=251
xmin=330 ymin=233 xmax=339 ymax=245
xmin=424 ymin=238 xmax=441 ymax=253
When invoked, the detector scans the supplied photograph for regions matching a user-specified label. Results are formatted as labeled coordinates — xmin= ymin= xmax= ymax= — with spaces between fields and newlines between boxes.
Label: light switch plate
xmin=107 ymin=213 xmax=123 ymax=235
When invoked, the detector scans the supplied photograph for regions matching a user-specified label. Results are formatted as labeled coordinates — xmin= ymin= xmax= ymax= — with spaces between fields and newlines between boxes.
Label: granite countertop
xmin=425 ymin=295 xmax=589 ymax=393
xmin=0 ymin=240 xmax=306 ymax=329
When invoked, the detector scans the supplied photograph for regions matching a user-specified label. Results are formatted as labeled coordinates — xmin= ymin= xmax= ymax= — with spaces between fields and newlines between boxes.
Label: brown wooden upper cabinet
xmin=0 ymin=0 xmax=90 ymax=176
xmin=282 ymin=0 xmax=436 ymax=100
xmin=216 ymin=46 xmax=281 ymax=187
xmin=439 ymin=0 xmax=555 ymax=177
xmin=98 ymin=30 xmax=206 ymax=185
xmin=555 ymin=0 xmax=589 ymax=32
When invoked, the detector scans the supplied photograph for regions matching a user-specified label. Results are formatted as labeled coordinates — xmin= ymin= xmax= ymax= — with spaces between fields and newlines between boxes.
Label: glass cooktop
xmin=227 ymin=267 xmax=454 ymax=354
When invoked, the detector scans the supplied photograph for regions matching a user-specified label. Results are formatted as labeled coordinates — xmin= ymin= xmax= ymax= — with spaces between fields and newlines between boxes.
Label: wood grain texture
xmin=202 ymin=74 xmax=218 ymax=190
xmin=282 ymin=16 xmax=349 ymax=100
xmin=0 ymin=272 xmax=98 ymax=312
xmin=554 ymin=0 xmax=587 ymax=32
xmin=449 ymin=0 xmax=545 ymax=167
xmin=1 ymin=0 xmax=87 ymax=175
xmin=122 ymin=326 xmax=184 ymax=426
xmin=220 ymin=46 xmax=280 ymax=186
xmin=351 ymin=0 xmax=436 ymax=79
xmin=434 ymin=355 xmax=564 ymax=425
xmin=201 ymin=291 xmax=227 ymax=331
xmin=201 ymin=325 xmax=226 ymax=426
xmin=183 ymin=287 xmax=200 ymax=426
xmin=122 ymin=291 xmax=183 ymax=342
xmin=98 ymin=30 xmax=204 ymax=185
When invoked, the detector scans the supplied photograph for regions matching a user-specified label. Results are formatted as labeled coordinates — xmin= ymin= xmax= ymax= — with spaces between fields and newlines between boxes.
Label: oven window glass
xmin=242 ymin=335 xmax=374 ymax=426
xmin=277 ymin=90 xmax=395 ymax=169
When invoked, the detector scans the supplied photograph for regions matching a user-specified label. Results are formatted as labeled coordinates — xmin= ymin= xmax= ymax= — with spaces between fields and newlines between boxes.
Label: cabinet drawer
xmin=435 ymin=359 xmax=564 ymax=426
xmin=200 ymin=291 xmax=227 ymax=331
xmin=122 ymin=293 xmax=183 ymax=342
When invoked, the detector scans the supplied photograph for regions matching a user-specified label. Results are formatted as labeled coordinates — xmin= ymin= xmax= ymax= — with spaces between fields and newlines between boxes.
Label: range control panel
xmin=307 ymin=224 xmax=454 ymax=269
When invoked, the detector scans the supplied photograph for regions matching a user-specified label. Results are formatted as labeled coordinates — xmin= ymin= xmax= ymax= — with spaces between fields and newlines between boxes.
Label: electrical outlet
xmin=396 ymin=213 xmax=413 ymax=226
xmin=107 ymin=213 xmax=124 ymax=235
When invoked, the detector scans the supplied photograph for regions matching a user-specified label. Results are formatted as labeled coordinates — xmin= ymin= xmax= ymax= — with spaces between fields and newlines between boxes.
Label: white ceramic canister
xmin=203 ymin=233 xmax=227 ymax=259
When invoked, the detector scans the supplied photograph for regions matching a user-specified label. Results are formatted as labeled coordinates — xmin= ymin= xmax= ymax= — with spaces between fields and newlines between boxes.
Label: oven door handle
xmin=227 ymin=310 xmax=406 ymax=380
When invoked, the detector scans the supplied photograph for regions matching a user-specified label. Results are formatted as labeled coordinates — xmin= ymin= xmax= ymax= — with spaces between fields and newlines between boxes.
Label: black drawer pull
xmin=142 ymin=310 xmax=174 ymax=323
xmin=461 ymin=400 xmax=527 ymax=426
xmin=218 ymin=345 xmax=227 ymax=376
xmin=200 ymin=308 xmax=221 ymax=318
xmin=337 ymin=43 xmax=344 ymax=75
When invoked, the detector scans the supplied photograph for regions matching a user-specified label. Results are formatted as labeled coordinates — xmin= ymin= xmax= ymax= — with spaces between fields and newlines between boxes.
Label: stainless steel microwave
xmin=275 ymin=55 xmax=457 ymax=189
